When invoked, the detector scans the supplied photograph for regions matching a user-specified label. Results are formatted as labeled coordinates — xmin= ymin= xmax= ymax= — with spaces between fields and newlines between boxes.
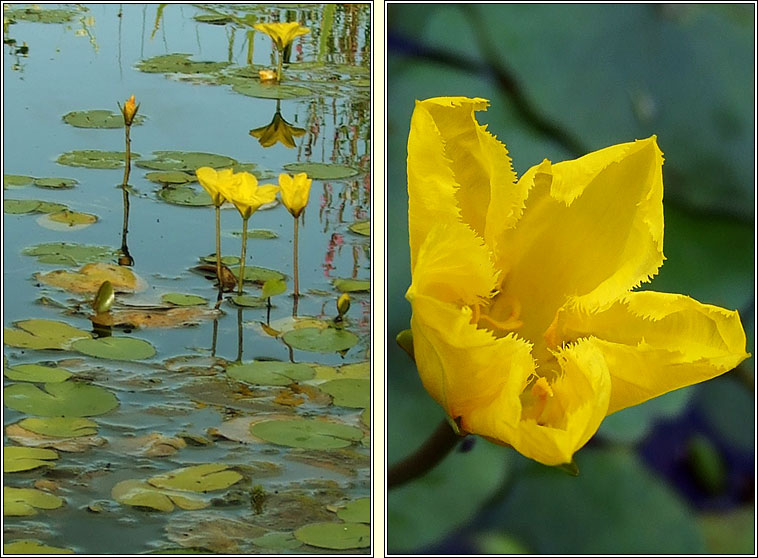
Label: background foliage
xmin=386 ymin=4 xmax=755 ymax=554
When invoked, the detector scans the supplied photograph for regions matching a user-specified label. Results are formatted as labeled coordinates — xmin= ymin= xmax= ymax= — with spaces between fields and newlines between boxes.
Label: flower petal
xmin=547 ymin=290 xmax=750 ymax=414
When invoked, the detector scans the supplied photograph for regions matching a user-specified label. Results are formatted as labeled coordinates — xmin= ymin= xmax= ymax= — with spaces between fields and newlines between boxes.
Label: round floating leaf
xmin=3 ymin=539 xmax=74 ymax=554
xmin=194 ymin=13 xmax=233 ymax=24
xmin=283 ymin=327 xmax=358 ymax=353
xmin=4 ymin=446 xmax=59 ymax=473
xmin=4 ymin=381 xmax=119 ymax=417
xmin=57 ymin=150 xmax=140 ymax=169
xmin=145 ymin=171 xmax=196 ymax=185
xmin=261 ymin=279 xmax=287 ymax=299
xmin=201 ymin=254 xmax=240 ymax=266
xmin=251 ymin=531 xmax=303 ymax=551
xmin=348 ymin=219 xmax=370 ymax=236
xmin=37 ymin=263 xmax=143 ymax=294
xmin=229 ymin=295 xmax=267 ymax=308
xmin=320 ymin=378 xmax=370 ymax=408
xmin=23 ymin=242 xmax=115 ymax=266
xmin=148 ymin=464 xmax=242 ymax=493
xmin=38 ymin=210 xmax=97 ymax=230
xmin=36 ymin=201 xmax=70 ymax=214
xmin=336 ymin=497 xmax=370 ymax=524
xmin=72 ymin=337 xmax=156 ymax=361
xmin=227 ymin=361 xmax=314 ymax=386
xmin=62 ymin=109 xmax=144 ymax=129
xmin=137 ymin=53 xmax=230 ymax=74
xmin=230 ymin=265 xmax=286 ymax=284
xmin=3 ymin=487 xmax=64 ymax=517
xmin=283 ymin=162 xmax=359 ymax=180
xmin=3 ymin=319 xmax=92 ymax=350
xmin=158 ymin=185 xmax=213 ymax=206
xmin=4 ymin=7 xmax=79 ymax=23
xmin=4 ymin=174 xmax=34 ymax=188
xmin=137 ymin=150 xmax=237 ymax=172
xmin=112 ymin=479 xmax=207 ymax=512
xmin=33 ymin=177 xmax=77 ymax=189
xmin=361 ymin=406 xmax=370 ymax=427
xmin=231 ymin=81 xmax=312 ymax=100
xmin=294 ymin=522 xmax=370 ymax=550
xmin=231 ymin=229 xmax=278 ymax=239
xmin=251 ymin=419 xmax=363 ymax=450
xmin=333 ymin=278 xmax=370 ymax=293
xmin=4 ymin=363 xmax=72 ymax=383
xmin=5 ymin=199 xmax=43 ymax=214
xmin=18 ymin=417 xmax=98 ymax=437
xmin=161 ymin=293 xmax=208 ymax=307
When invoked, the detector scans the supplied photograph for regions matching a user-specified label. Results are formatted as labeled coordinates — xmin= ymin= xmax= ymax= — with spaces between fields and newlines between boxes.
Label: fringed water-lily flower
xmin=278 ymin=172 xmax=313 ymax=297
xmin=405 ymin=96 xmax=749 ymax=466
xmin=253 ymin=22 xmax=310 ymax=51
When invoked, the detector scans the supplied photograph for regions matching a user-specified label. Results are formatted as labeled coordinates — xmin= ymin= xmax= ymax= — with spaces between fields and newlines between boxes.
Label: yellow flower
xmin=120 ymin=94 xmax=139 ymax=126
xmin=278 ymin=172 xmax=312 ymax=218
xmin=249 ymin=110 xmax=306 ymax=149
xmin=405 ymin=96 xmax=749 ymax=466
xmin=253 ymin=21 xmax=310 ymax=51
xmin=217 ymin=171 xmax=279 ymax=220
xmin=259 ymin=69 xmax=277 ymax=82
xmin=195 ymin=167 xmax=231 ymax=207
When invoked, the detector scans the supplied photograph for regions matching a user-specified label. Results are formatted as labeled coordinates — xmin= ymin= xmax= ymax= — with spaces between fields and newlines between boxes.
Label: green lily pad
xmin=3 ymin=539 xmax=74 ymax=554
xmin=4 ymin=7 xmax=80 ymax=23
xmin=251 ymin=531 xmax=303 ymax=551
xmin=294 ymin=522 xmax=370 ymax=550
xmin=320 ymin=378 xmax=370 ymax=408
xmin=283 ymin=162 xmax=359 ymax=180
xmin=4 ymin=364 xmax=72 ymax=383
xmin=3 ymin=487 xmax=64 ymax=517
xmin=17 ymin=417 xmax=98 ymax=438
xmin=148 ymin=464 xmax=242 ymax=493
xmin=251 ymin=419 xmax=363 ymax=450
xmin=145 ymin=171 xmax=196 ymax=185
xmin=137 ymin=53 xmax=230 ymax=74
xmin=230 ymin=265 xmax=286 ymax=284
xmin=261 ymin=279 xmax=287 ymax=298
xmin=282 ymin=327 xmax=359 ymax=353
xmin=112 ymin=479 xmax=207 ymax=512
xmin=231 ymin=229 xmax=279 ymax=239
xmin=138 ymin=150 xmax=237 ymax=172
xmin=231 ymin=81 xmax=313 ymax=100
xmin=4 ymin=174 xmax=35 ymax=188
xmin=229 ymin=295 xmax=267 ymax=308
xmin=227 ymin=361 xmax=314 ymax=386
xmin=32 ymin=177 xmax=78 ymax=189
xmin=62 ymin=109 xmax=144 ymax=128
xmin=38 ymin=210 xmax=98 ymax=230
xmin=57 ymin=150 xmax=140 ymax=169
xmin=348 ymin=219 xmax=370 ymax=236
xmin=72 ymin=337 xmax=156 ymax=361
xmin=4 ymin=200 xmax=68 ymax=215
xmin=161 ymin=293 xmax=208 ymax=306
xmin=3 ymin=446 xmax=58 ymax=473
xmin=336 ymin=497 xmax=370 ymax=523
xmin=158 ymin=185 xmax=213 ymax=206
xmin=3 ymin=319 xmax=92 ymax=350
xmin=23 ymin=242 xmax=115 ymax=266
xmin=4 ymin=381 xmax=119 ymax=417
xmin=333 ymin=278 xmax=370 ymax=293
xmin=361 ymin=406 xmax=370 ymax=427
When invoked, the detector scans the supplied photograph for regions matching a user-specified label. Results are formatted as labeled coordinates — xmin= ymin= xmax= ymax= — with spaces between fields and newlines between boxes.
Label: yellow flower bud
xmin=336 ymin=293 xmax=351 ymax=320
xmin=120 ymin=94 xmax=139 ymax=126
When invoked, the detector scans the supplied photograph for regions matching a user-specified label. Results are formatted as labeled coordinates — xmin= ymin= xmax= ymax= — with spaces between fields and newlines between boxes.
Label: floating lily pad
xmin=37 ymin=210 xmax=97 ymax=231
xmin=361 ymin=406 xmax=370 ymax=427
xmin=283 ymin=162 xmax=359 ymax=180
xmin=4 ymin=381 xmax=119 ymax=417
xmin=57 ymin=150 xmax=140 ymax=169
xmin=3 ymin=319 xmax=92 ymax=350
xmin=294 ymin=522 xmax=370 ymax=550
xmin=4 ymin=363 xmax=72 ymax=383
xmin=261 ymin=279 xmax=287 ymax=298
xmin=112 ymin=479 xmax=207 ymax=512
xmin=23 ymin=242 xmax=115 ymax=266
xmin=5 ymin=422 xmax=105 ymax=453
xmin=227 ymin=361 xmax=314 ymax=386
xmin=229 ymin=295 xmax=267 ymax=308
xmin=320 ymin=378 xmax=370 ymax=408
xmin=137 ymin=53 xmax=230 ymax=74
xmin=37 ymin=263 xmax=144 ymax=294
xmin=3 ymin=487 xmax=64 ymax=517
xmin=251 ymin=531 xmax=303 ymax=551
xmin=230 ymin=265 xmax=286 ymax=284
xmin=3 ymin=539 xmax=74 ymax=554
xmin=4 ymin=447 xmax=59 ymax=473
xmin=145 ymin=171 xmax=196 ymax=185
xmin=4 ymin=174 xmax=34 ymax=188
xmin=62 ymin=109 xmax=144 ymax=128
xmin=282 ymin=327 xmax=359 ymax=353
xmin=32 ymin=177 xmax=78 ymax=189
xmin=158 ymin=185 xmax=213 ymax=206
xmin=333 ymin=278 xmax=370 ymax=293
xmin=348 ymin=219 xmax=370 ymax=236
xmin=4 ymin=7 xmax=80 ymax=23
xmin=231 ymin=229 xmax=278 ymax=239
xmin=161 ymin=293 xmax=208 ymax=306
xmin=148 ymin=464 xmax=242 ymax=493
xmin=17 ymin=417 xmax=98 ymax=437
xmin=336 ymin=497 xmax=371 ymax=523
xmin=138 ymin=150 xmax=238 ymax=172
xmin=251 ymin=419 xmax=363 ymax=450
xmin=201 ymin=254 xmax=240 ymax=266
xmin=194 ymin=13 xmax=233 ymax=24
xmin=314 ymin=361 xmax=370 ymax=381
xmin=5 ymin=200 xmax=67 ymax=215
xmin=231 ymin=81 xmax=313 ymax=100
xmin=72 ymin=337 xmax=156 ymax=361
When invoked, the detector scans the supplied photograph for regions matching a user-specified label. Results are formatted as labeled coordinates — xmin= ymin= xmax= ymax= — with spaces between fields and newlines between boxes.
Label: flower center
xmin=469 ymin=293 xmax=523 ymax=334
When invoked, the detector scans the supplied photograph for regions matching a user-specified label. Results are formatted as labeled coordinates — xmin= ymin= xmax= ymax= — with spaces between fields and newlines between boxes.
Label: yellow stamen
xmin=531 ymin=376 xmax=554 ymax=400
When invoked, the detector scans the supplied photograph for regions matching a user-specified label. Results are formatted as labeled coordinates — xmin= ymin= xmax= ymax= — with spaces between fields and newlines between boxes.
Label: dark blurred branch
xmin=388 ymin=419 xmax=462 ymax=489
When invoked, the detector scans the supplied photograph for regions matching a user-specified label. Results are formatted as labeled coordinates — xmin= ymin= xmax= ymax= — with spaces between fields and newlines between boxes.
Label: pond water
xmin=3 ymin=3 xmax=371 ymax=554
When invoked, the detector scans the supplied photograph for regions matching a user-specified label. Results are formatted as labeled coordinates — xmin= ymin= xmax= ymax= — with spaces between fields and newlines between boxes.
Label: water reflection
xmin=249 ymin=99 xmax=306 ymax=148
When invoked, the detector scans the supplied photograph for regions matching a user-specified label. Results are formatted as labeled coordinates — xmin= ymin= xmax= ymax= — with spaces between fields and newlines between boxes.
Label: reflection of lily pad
xmin=137 ymin=53 xmax=230 ymax=75
xmin=230 ymin=265 xmax=286 ymax=284
xmin=145 ymin=171 xmax=196 ymax=185
xmin=4 ymin=7 xmax=80 ymax=23
xmin=158 ymin=185 xmax=213 ymax=206
xmin=231 ymin=81 xmax=312 ymax=100
xmin=3 ymin=381 xmax=118 ymax=417
xmin=294 ymin=522 xmax=371 ymax=550
xmin=4 ymin=447 xmax=59 ymax=473
xmin=337 ymin=497 xmax=371 ymax=523
xmin=333 ymin=278 xmax=370 ymax=293
xmin=3 ymin=487 xmax=64 ymax=517
xmin=282 ymin=327 xmax=359 ymax=353
xmin=37 ymin=263 xmax=143 ymax=294
xmin=148 ymin=464 xmax=242 ymax=493
xmin=4 ymin=363 xmax=72 ymax=383
xmin=62 ymin=109 xmax=144 ymax=128
xmin=32 ymin=177 xmax=78 ymax=189
xmin=23 ymin=242 xmax=114 ymax=266
xmin=320 ymin=379 xmax=370 ymax=408
xmin=3 ymin=319 xmax=92 ymax=350
xmin=72 ymin=337 xmax=156 ymax=361
xmin=227 ymin=361 xmax=314 ymax=386
xmin=251 ymin=419 xmax=363 ymax=450
xmin=348 ymin=219 xmax=370 ymax=236
xmin=161 ymin=293 xmax=208 ymax=307
xmin=17 ymin=417 xmax=98 ymax=438
xmin=38 ymin=210 xmax=97 ymax=231
xmin=2 ymin=539 xmax=74 ymax=554
xmin=283 ymin=162 xmax=359 ymax=180
xmin=138 ymin=150 xmax=237 ymax=172
xmin=57 ymin=150 xmax=140 ymax=169
xmin=5 ymin=200 xmax=67 ymax=215
xmin=112 ymin=479 xmax=207 ymax=512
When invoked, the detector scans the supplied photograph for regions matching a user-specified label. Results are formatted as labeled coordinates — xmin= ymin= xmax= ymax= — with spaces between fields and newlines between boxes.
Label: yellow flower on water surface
xmin=405 ymin=96 xmax=749 ymax=466
xmin=216 ymin=171 xmax=279 ymax=220
xmin=253 ymin=21 xmax=310 ymax=51
xmin=259 ymin=69 xmax=277 ymax=82
xmin=120 ymin=94 xmax=139 ymax=126
xmin=249 ymin=110 xmax=306 ymax=149
xmin=279 ymin=172 xmax=312 ymax=218
xmin=195 ymin=167 xmax=231 ymax=207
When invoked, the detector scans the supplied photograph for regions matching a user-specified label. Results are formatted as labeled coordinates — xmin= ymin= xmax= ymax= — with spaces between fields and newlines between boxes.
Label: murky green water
xmin=3 ymin=3 xmax=371 ymax=554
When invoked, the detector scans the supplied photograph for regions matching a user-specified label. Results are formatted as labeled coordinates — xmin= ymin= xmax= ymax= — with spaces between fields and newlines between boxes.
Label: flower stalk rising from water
xmin=196 ymin=167 xmax=233 ymax=290
xmin=279 ymin=172 xmax=313 ymax=298
xmin=405 ymin=96 xmax=749 ymax=467
xmin=118 ymin=94 xmax=139 ymax=186
xmin=253 ymin=21 xmax=309 ymax=82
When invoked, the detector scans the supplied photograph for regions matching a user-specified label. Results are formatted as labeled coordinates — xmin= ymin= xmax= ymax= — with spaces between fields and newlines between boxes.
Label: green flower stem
xmin=276 ymin=46 xmax=284 ymax=82
xmin=387 ymin=419 xmax=462 ymax=489
xmin=293 ymin=217 xmax=300 ymax=297
xmin=122 ymin=124 xmax=131 ymax=186
xmin=238 ymin=216 xmax=250 ymax=296
xmin=215 ymin=205 xmax=222 ymax=289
